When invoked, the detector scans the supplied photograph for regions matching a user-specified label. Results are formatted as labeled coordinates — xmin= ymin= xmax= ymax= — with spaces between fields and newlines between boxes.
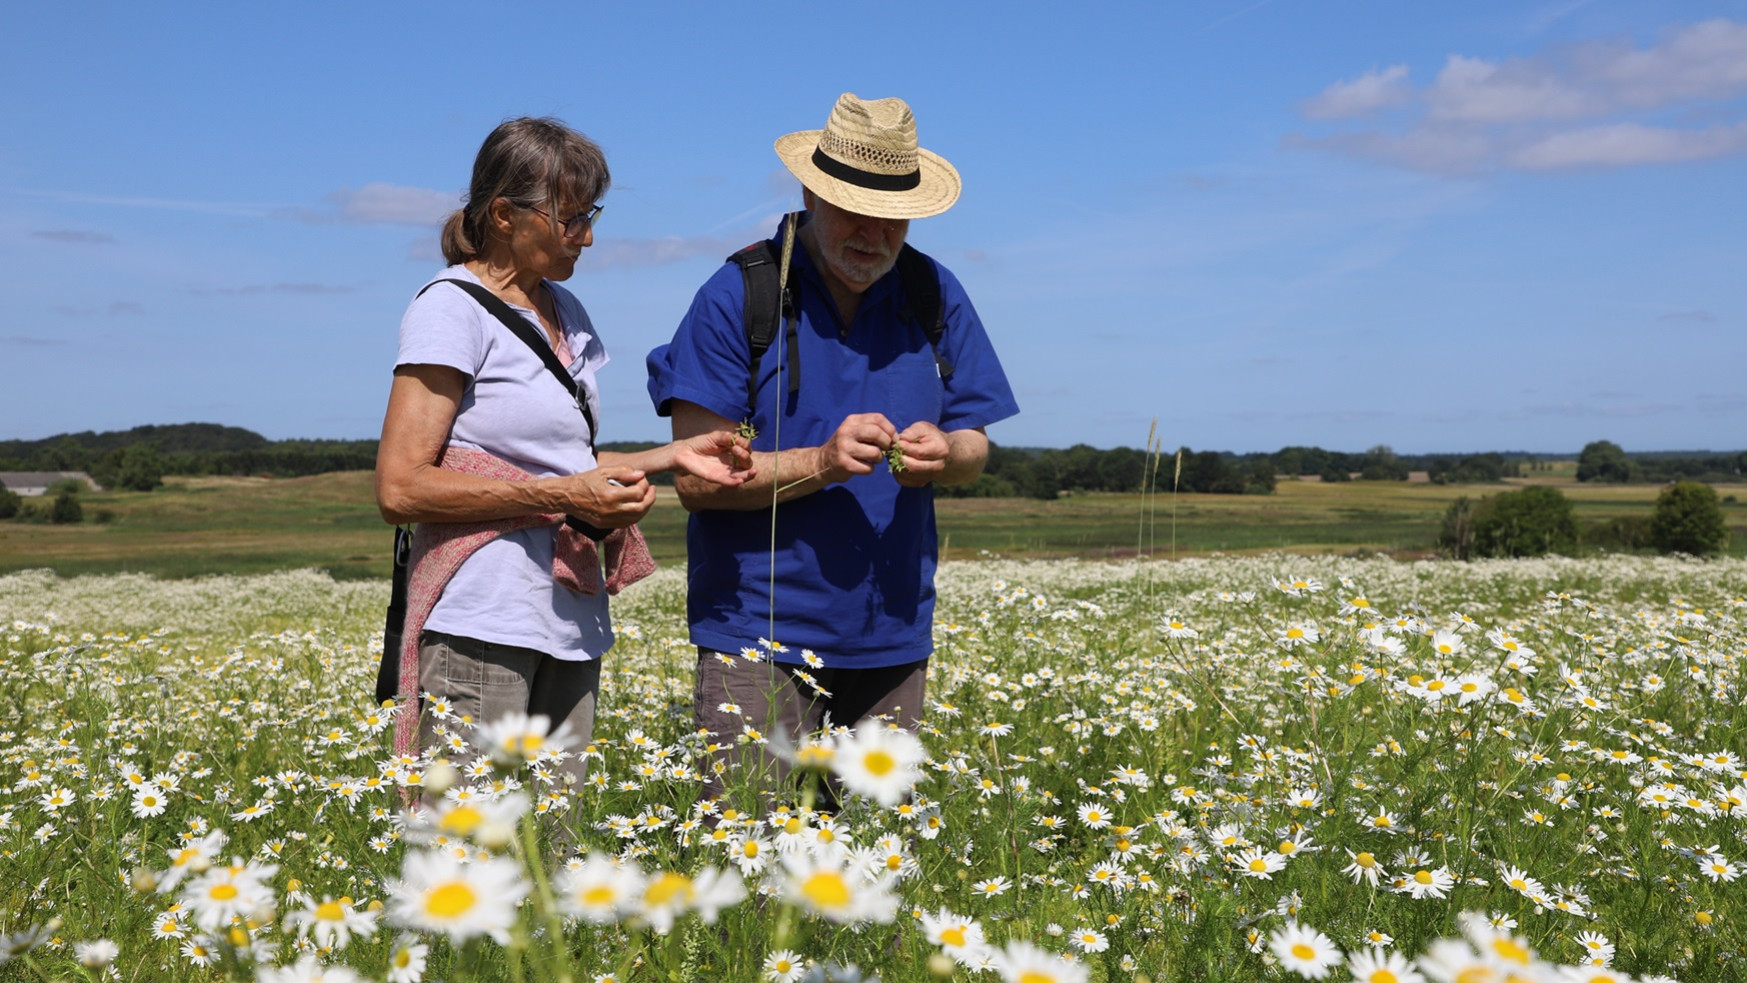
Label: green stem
xmin=987 ymin=733 xmax=1023 ymax=905
xmin=518 ymin=809 xmax=575 ymax=983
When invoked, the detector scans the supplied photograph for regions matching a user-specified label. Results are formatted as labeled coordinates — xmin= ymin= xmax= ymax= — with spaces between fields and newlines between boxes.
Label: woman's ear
xmin=486 ymin=197 xmax=518 ymax=235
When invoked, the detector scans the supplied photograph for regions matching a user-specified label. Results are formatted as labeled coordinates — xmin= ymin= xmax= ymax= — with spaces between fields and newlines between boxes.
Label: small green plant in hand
xmin=885 ymin=443 xmax=908 ymax=473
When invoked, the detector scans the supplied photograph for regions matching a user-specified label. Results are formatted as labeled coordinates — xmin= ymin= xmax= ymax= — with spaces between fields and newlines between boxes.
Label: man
xmin=646 ymin=93 xmax=1018 ymax=808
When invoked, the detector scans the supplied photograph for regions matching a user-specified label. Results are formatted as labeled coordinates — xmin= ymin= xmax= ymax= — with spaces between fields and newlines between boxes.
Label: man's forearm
xmin=928 ymin=428 xmax=990 ymax=486
xmin=675 ymin=445 xmax=830 ymax=511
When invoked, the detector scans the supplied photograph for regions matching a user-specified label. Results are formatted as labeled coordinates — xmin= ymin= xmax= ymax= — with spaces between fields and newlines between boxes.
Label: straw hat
xmin=774 ymin=93 xmax=961 ymax=220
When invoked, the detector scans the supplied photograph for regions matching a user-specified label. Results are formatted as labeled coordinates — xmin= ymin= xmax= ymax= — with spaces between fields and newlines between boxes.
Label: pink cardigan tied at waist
xmin=391 ymin=445 xmax=655 ymax=758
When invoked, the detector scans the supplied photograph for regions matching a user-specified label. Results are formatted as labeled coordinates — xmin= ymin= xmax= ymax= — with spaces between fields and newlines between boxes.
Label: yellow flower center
xmin=208 ymin=884 xmax=239 ymax=902
xmin=645 ymin=873 xmax=694 ymax=907
xmin=1414 ymin=870 xmax=1433 ymax=885
xmin=1291 ymin=942 xmax=1316 ymax=960
xmin=316 ymin=900 xmax=345 ymax=922
xmin=424 ymin=882 xmax=477 ymax=919
xmin=940 ymin=926 xmax=967 ymax=947
xmin=1355 ymin=852 xmax=1375 ymax=867
xmin=863 ymin=750 xmax=896 ymax=776
xmin=801 ymin=871 xmax=850 ymax=909
xmin=440 ymin=805 xmax=483 ymax=835
xmin=582 ymin=886 xmax=616 ymax=906
xmin=1489 ymin=938 xmax=1531 ymax=963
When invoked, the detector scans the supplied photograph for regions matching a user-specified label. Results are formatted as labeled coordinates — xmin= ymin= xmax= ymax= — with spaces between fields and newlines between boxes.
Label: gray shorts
xmin=692 ymin=650 xmax=926 ymax=811
xmin=417 ymin=630 xmax=601 ymax=792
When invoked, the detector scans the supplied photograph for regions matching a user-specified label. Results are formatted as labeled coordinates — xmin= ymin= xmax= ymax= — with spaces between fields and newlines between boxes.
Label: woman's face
xmin=499 ymin=198 xmax=594 ymax=282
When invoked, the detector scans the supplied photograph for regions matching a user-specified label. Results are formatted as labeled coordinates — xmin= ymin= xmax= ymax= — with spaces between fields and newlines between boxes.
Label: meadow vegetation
xmin=2 ymin=554 xmax=1744 ymax=981
xmin=3 ymin=473 xmax=1745 ymax=581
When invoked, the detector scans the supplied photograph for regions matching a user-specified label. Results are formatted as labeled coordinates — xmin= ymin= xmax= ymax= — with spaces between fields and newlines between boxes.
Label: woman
xmin=375 ymin=117 xmax=750 ymax=792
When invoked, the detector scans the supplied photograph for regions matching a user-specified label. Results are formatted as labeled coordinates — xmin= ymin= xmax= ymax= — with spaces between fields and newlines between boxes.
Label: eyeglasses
xmin=528 ymin=202 xmax=604 ymax=238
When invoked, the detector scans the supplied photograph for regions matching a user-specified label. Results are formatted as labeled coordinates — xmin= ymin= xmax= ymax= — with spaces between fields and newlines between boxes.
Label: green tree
xmin=112 ymin=444 xmax=166 ymax=491
xmin=50 ymin=490 xmax=83 ymax=524
xmin=1468 ymin=486 xmax=1578 ymax=558
xmin=1649 ymin=482 xmax=1730 ymax=556
xmin=1360 ymin=444 xmax=1409 ymax=481
xmin=1437 ymin=496 xmax=1477 ymax=559
xmin=0 ymin=486 xmax=20 ymax=519
xmin=1576 ymin=440 xmax=1635 ymax=483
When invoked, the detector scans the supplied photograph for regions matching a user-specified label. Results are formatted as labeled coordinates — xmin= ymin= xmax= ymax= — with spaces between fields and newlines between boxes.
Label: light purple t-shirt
xmin=395 ymin=265 xmax=612 ymax=661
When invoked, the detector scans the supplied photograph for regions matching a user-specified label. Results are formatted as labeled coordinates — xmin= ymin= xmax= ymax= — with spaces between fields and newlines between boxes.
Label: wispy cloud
xmin=281 ymin=183 xmax=459 ymax=226
xmin=17 ymin=190 xmax=279 ymax=217
xmin=1289 ymin=19 xmax=1747 ymax=175
xmin=55 ymin=301 xmax=145 ymax=317
xmin=1302 ymin=66 xmax=1412 ymax=120
xmin=30 ymin=229 xmax=115 ymax=244
xmin=1509 ymin=121 xmax=1747 ymax=169
xmin=1199 ymin=0 xmax=1277 ymax=34
xmin=584 ymin=234 xmax=748 ymax=269
xmin=191 ymin=283 xmax=358 ymax=297
xmin=1656 ymin=309 xmax=1717 ymax=322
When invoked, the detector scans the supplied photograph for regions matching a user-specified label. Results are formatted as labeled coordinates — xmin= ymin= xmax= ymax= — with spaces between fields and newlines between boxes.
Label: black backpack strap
xmin=729 ymin=242 xmax=801 ymax=417
xmin=417 ymin=278 xmax=597 ymax=442
xmin=895 ymin=244 xmax=953 ymax=380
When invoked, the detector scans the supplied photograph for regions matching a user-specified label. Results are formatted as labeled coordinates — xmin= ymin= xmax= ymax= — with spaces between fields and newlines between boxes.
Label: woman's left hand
xmin=672 ymin=430 xmax=756 ymax=487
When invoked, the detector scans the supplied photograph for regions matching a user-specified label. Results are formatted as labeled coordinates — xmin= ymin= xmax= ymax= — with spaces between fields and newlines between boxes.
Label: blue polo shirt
xmin=646 ymin=215 xmax=1019 ymax=667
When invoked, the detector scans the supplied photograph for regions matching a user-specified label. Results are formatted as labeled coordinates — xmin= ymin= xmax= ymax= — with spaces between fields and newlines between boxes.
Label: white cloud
xmin=1291 ymin=18 xmax=1747 ymax=175
xmin=1302 ymin=65 xmax=1412 ymax=120
xmin=1509 ymin=121 xmax=1747 ymax=170
xmin=584 ymin=235 xmax=746 ymax=269
xmin=30 ymin=229 xmax=115 ymax=244
xmin=325 ymin=183 xmax=458 ymax=225
xmin=1588 ymin=19 xmax=1747 ymax=109
xmin=1427 ymin=54 xmax=1600 ymax=123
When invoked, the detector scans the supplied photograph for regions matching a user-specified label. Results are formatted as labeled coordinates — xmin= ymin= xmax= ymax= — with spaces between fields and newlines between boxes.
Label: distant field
xmin=2 ymin=471 xmax=1744 ymax=578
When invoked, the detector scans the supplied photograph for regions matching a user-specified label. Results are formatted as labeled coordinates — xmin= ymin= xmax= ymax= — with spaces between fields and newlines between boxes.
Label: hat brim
xmin=775 ymin=129 xmax=960 ymax=220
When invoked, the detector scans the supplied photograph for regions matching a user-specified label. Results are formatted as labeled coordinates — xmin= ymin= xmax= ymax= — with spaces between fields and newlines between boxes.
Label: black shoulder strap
xmin=728 ymin=242 xmax=800 ymax=416
xmin=896 ymin=244 xmax=953 ymax=380
xmin=418 ymin=278 xmax=596 ymax=442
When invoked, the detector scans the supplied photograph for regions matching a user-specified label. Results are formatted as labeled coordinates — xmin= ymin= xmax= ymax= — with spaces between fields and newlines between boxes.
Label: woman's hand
xmin=545 ymin=466 xmax=656 ymax=530
xmin=670 ymin=430 xmax=756 ymax=487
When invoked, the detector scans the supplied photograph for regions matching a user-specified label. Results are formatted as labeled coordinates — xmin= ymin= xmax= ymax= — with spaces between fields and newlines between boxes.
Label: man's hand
xmin=816 ymin=413 xmax=898 ymax=485
xmin=893 ymin=421 xmax=952 ymax=487
xmin=672 ymin=431 xmax=756 ymax=487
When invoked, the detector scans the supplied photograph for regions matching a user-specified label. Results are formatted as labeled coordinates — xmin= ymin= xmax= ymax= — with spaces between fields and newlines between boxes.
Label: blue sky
xmin=2 ymin=1 xmax=1743 ymax=453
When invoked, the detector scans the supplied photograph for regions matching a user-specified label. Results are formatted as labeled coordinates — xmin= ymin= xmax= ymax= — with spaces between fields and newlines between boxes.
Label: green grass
xmin=3 ymin=473 xmax=1745 ymax=579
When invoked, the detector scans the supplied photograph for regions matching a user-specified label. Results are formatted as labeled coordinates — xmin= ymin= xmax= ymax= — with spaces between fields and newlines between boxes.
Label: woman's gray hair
xmin=440 ymin=117 xmax=610 ymax=265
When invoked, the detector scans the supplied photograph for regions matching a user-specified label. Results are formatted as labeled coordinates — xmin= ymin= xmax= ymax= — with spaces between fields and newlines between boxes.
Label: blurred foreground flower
xmin=830 ymin=725 xmax=925 ymax=806
xmin=388 ymin=849 xmax=528 ymax=944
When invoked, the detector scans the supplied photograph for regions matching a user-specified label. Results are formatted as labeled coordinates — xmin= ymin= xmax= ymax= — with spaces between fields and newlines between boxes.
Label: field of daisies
xmin=1 ymin=554 xmax=1744 ymax=983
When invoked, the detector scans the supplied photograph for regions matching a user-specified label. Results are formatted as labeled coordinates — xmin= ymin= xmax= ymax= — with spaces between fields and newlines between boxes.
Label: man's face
xmin=805 ymin=190 xmax=909 ymax=295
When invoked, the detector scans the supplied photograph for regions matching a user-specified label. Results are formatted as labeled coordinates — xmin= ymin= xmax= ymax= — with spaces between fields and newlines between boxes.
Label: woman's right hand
xmin=546 ymin=466 xmax=655 ymax=529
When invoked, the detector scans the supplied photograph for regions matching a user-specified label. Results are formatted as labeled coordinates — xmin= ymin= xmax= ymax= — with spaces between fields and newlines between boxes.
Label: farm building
xmin=0 ymin=471 xmax=103 ymax=496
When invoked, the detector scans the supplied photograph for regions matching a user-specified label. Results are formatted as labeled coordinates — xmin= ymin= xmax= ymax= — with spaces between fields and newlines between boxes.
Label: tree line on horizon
xmin=2 ymin=424 xmax=1742 ymax=500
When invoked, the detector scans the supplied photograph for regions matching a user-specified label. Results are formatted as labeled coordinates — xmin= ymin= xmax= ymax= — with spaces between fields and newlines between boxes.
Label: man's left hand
xmin=893 ymin=421 xmax=952 ymax=487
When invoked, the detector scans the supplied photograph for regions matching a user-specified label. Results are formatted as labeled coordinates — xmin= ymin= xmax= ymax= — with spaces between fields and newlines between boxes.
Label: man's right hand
xmin=815 ymin=413 xmax=898 ymax=485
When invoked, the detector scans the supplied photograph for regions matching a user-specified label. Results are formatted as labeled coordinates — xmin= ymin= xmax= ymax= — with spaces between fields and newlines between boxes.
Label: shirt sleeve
xmin=934 ymin=264 xmax=1020 ymax=432
xmin=396 ymin=281 xmax=487 ymax=379
xmin=646 ymin=264 xmax=752 ymax=422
